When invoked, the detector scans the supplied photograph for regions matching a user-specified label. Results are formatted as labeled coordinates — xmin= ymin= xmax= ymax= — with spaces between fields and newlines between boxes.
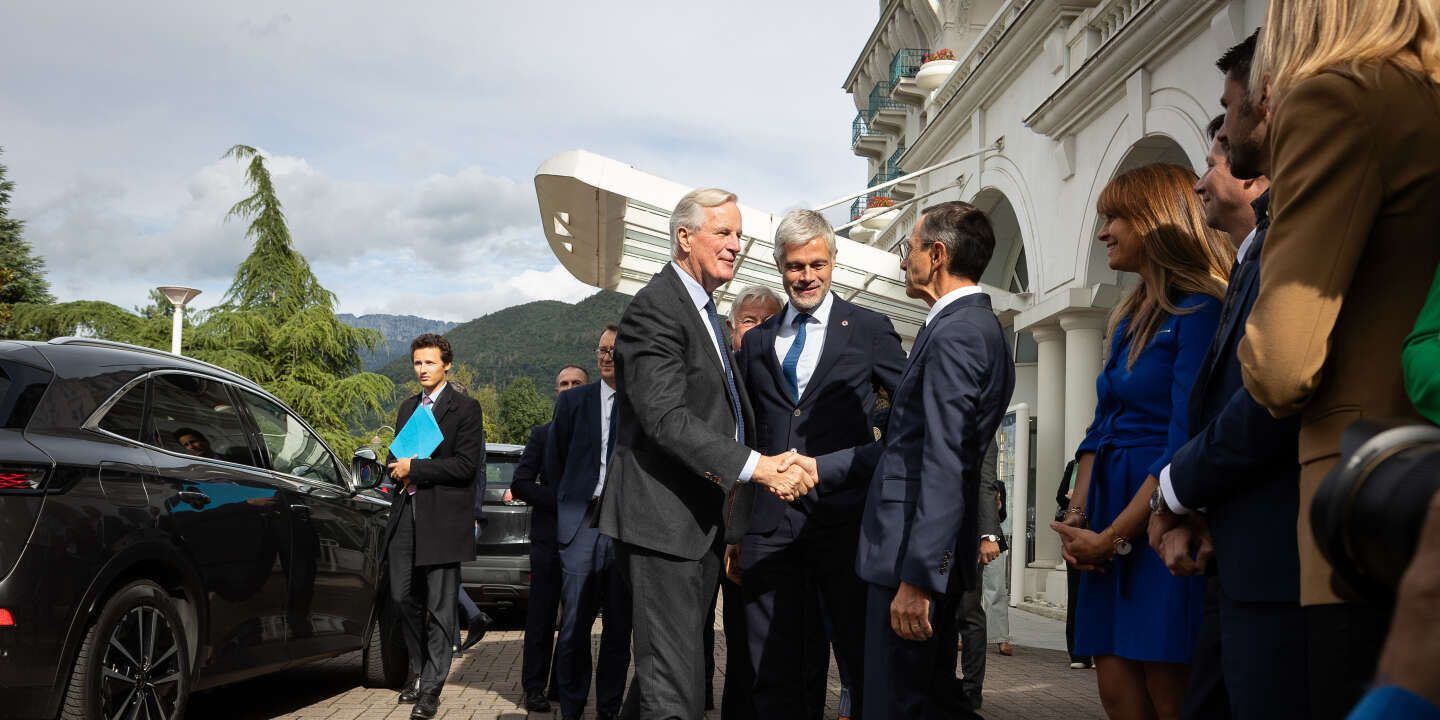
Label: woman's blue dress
xmin=1072 ymin=293 xmax=1221 ymax=663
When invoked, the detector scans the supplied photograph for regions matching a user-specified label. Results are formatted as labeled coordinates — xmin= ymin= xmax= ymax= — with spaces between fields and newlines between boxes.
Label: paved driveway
xmin=188 ymin=608 xmax=1105 ymax=719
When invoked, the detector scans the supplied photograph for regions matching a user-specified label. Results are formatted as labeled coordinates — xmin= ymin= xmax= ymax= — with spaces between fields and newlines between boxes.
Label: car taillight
xmin=0 ymin=467 xmax=45 ymax=491
xmin=0 ymin=609 xmax=14 ymax=626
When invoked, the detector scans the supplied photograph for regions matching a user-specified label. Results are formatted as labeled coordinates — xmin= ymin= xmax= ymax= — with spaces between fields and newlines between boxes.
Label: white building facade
xmin=842 ymin=0 xmax=1266 ymax=608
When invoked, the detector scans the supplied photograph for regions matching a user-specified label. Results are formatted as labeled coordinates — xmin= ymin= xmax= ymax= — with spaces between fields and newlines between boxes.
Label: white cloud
xmin=2 ymin=0 xmax=879 ymax=320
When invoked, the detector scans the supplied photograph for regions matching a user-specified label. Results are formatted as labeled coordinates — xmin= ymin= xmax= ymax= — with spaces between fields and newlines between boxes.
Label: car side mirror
xmin=352 ymin=447 xmax=386 ymax=490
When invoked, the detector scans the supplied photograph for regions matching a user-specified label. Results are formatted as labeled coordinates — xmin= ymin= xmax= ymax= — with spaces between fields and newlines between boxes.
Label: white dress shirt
xmin=595 ymin=381 xmax=616 ymax=498
xmin=925 ymin=285 xmax=985 ymax=326
xmin=670 ymin=261 xmax=760 ymax=482
xmin=773 ymin=292 xmax=834 ymax=401
xmin=1157 ymin=225 xmax=1261 ymax=514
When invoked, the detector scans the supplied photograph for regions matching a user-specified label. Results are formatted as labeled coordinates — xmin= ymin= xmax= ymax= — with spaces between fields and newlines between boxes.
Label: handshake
xmin=752 ymin=450 xmax=819 ymax=502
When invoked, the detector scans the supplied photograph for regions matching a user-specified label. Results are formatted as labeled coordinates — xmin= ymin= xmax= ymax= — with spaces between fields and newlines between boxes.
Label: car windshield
xmin=485 ymin=456 xmax=518 ymax=490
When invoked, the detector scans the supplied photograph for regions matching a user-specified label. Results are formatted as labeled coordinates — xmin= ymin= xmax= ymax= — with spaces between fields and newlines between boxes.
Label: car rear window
xmin=0 ymin=360 xmax=52 ymax=430
xmin=485 ymin=455 xmax=518 ymax=490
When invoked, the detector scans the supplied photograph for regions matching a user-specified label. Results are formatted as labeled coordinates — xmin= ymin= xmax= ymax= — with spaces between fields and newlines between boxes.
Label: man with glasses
xmin=545 ymin=325 xmax=632 ymax=720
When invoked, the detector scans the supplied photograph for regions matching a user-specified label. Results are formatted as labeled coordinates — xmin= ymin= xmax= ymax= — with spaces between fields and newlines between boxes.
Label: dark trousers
xmin=862 ymin=583 xmax=980 ymax=720
xmin=957 ymin=572 xmax=986 ymax=707
xmin=1065 ymin=564 xmax=1085 ymax=663
xmin=1181 ymin=577 xmax=1230 ymax=720
xmin=1216 ymin=582 xmax=1309 ymax=720
xmin=718 ymin=574 xmax=758 ymax=720
xmin=557 ymin=508 xmax=632 ymax=718
xmin=386 ymin=503 xmax=459 ymax=692
xmin=620 ymin=540 xmax=722 ymax=720
xmin=1306 ymin=602 xmax=1389 ymax=720
xmin=523 ymin=539 xmax=563 ymax=695
xmin=742 ymin=516 xmax=864 ymax=719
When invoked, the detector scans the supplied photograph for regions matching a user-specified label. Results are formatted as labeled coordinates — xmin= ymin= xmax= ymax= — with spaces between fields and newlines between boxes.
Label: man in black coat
xmin=733 ymin=209 xmax=906 ymax=719
xmin=597 ymin=187 xmax=817 ymax=719
xmin=385 ymin=333 xmax=486 ymax=720
xmin=508 ymin=364 xmax=589 ymax=713
xmin=1147 ymin=40 xmax=1307 ymax=720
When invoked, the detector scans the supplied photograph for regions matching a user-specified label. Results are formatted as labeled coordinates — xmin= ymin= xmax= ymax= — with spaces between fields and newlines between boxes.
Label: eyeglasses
xmin=596 ymin=347 xmax=615 ymax=357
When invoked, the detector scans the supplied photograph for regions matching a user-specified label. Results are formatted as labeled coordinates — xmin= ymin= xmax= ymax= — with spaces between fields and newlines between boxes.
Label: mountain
xmin=338 ymin=313 xmax=459 ymax=370
xmin=376 ymin=290 xmax=632 ymax=392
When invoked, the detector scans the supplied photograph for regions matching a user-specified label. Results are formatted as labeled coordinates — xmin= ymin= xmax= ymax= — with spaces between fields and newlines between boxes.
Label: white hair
xmin=671 ymin=187 xmax=739 ymax=255
xmin=771 ymin=209 xmax=836 ymax=265
xmin=728 ymin=284 xmax=783 ymax=325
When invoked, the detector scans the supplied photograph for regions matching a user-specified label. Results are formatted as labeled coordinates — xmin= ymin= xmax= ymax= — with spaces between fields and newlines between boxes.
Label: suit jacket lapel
xmin=430 ymin=386 xmax=453 ymax=426
xmin=897 ymin=294 xmax=984 ymax=388
xmin=798 ymin=294 xmax=853 ymax=406
xmin=660 ymin=264 xmax=727 ymax=380
xmin=758 ymin=315 xmax=789 ymax=405
xmin=582 ymin=383 xmax=601 ymax=462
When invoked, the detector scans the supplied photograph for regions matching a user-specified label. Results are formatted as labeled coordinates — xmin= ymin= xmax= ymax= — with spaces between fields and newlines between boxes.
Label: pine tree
xmin=187 ymin=145 xmax=393 ymax=454
xmin=0 ymin=148 xmax=54 ymax=335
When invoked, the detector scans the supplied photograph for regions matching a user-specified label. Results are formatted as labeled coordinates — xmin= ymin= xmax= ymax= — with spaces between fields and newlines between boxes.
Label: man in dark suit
xmin=508 ymin=364 xmax=589 ymax=713
xmin=733 ymin=209 xmax=906 ymax=719
xmin=1147 ymin=34 xmax=1308 ymax=720
xmin=547 ymin=325 xmax=632 ymax=720
xmin=957 ymin=442 xmax=1003 ymax=710
xmin=809 ymin=201 xmax=1014 ymax=719
xmin=597 ymin=187 xmax=818 ymax=720
xmin=385 ymin=333 xmax=486 ymax=720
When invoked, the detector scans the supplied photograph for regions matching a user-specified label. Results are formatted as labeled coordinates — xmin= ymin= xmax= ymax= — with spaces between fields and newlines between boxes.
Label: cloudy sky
xmin=1 ymin=1 xmax=877 ymax=321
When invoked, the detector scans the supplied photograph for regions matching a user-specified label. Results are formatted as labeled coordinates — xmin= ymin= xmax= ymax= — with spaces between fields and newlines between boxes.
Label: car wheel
xmin=361 ymin=604 xmax=409 ymax=689
xmin=61 ymin=579 xmax=191 ymax=720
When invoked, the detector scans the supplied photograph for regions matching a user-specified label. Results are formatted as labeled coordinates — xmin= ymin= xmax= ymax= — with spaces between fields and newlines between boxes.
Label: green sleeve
xmin=1403 ymin=264 xmax=1440 ymax=425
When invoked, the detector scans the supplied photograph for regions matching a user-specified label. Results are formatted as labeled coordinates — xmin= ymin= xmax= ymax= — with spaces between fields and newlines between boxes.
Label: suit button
xmin=793 ymin=408 xmax=802 ymax=417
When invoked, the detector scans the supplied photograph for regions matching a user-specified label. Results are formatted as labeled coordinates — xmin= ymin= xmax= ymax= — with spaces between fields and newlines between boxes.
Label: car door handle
xmin=176 ymin=489 xmax=210 ymax=506
xmin=289 ymin=503 xmax=311 ymax=517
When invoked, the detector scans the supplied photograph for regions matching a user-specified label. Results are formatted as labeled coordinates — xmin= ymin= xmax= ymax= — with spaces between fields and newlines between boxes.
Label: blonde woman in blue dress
xmin=1052 ymin=163 xmax=1234 ymax=720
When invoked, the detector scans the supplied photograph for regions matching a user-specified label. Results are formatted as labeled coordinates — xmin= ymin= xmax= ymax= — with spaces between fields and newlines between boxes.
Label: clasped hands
xmin=751 ymin=450 xmax=819 ymax=502
xmin=1146 ymin=511 xmax=1214 ymax=577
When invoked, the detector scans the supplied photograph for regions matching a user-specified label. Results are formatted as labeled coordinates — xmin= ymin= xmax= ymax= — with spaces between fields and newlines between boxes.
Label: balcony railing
xmin=852 ymin=113 xmax=883 ymax=146
xmin=867 ymin=81 xmax=904 ymax=122
xmin=889 ymin=48 xmax=927 ymax=85
xmin=870 ymin=170 xmax=903 ymax=188
xmin=887 ymin=143 xmax=907 ymax=177
xmin=850 ymin=192 xmax=895 ymax=221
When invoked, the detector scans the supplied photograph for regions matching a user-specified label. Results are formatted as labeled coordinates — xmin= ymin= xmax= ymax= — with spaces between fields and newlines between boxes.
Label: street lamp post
xmin=156 ymin=286 xmax=202 ymax=355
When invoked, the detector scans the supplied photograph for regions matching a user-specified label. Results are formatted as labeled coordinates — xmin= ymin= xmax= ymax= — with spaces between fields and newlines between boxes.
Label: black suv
xmin=0 ymin=338 xmax=408 ymax=719
xmin=461 ymin=443 xmax=532 ymax=610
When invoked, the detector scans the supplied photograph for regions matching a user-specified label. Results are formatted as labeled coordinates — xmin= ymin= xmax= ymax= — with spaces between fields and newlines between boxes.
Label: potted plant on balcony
xmin=916 ymin=49 xmax=958 ymax=92
xmin=859 ymin=196 xmax=900 ymax=231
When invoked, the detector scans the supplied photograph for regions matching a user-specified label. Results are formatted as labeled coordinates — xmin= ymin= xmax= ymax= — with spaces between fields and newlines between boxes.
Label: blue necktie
xmin=703 ymin=299 xmax=746 ymax=442
xmin=782 ymin=313 xmax=811 ymax=403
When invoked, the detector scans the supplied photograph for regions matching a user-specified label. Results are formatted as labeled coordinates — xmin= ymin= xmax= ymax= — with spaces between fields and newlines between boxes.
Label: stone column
xmin=1061 ymin=311 xmax=1109 ymax=455
xmin=1031 ymin=324 xmax=1066 ymax=568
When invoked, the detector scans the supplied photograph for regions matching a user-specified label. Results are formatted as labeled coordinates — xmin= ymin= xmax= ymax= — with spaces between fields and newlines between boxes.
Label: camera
xmin=1312 ymin=420 xmax=1440 ymax=601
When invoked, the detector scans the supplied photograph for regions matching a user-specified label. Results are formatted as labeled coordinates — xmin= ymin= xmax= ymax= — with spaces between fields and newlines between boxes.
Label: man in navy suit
xmin=508 ymin=364 xmax=588 ymax=713
xmin=808 ymin=201 xmax=1014 ymax=719
xmin=1147 ymin=34 xmax=1308 ymax=720
xmin=733 ymin=209 xmax=906 ymax=719
xmin=546 ymin=326 xmax=631 ymax=720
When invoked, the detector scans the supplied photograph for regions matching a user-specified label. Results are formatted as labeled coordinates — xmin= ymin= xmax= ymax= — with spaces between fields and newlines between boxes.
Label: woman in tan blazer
xmin=1237 ymin=0 xmax=1440 ymax=716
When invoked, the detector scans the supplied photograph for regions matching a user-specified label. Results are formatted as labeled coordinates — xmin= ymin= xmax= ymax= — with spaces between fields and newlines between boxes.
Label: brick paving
xmin=188 ymin=608 xmax=1105 ymax=720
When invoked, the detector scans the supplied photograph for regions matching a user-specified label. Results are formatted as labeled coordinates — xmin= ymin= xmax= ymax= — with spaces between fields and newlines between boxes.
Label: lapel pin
xmin=841 ymin=320 xmax=849 ymax=327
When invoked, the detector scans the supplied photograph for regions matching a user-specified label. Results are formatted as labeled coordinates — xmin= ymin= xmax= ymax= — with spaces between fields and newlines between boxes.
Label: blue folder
xmin=389 ymin=405 xmax=444 ymax=460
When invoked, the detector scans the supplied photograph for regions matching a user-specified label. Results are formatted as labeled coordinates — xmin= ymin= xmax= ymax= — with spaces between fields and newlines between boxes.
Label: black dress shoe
xmin=524 ymin=689 xmax=552 ymax=712
xmin=397 ymin=675 xmax=421 ymax=704
xmin=459 ymin=610 xmax=492 ymax=652
xmin=410 ymin=688 xmax=441 ymax=719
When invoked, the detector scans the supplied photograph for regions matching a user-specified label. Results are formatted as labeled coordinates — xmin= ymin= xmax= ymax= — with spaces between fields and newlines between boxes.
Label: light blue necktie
xmin=782 ymin=313 xmax=810 ymax=404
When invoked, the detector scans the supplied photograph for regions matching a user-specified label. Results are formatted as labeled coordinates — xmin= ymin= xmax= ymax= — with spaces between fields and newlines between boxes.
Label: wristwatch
xmin=1149 ymin=486 xmax=1172 ymax=515
xmin=980 ymin=534 xmax=1000 ymax=543
xmin=1112 ymin=535 xmax=1133 ymax=556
